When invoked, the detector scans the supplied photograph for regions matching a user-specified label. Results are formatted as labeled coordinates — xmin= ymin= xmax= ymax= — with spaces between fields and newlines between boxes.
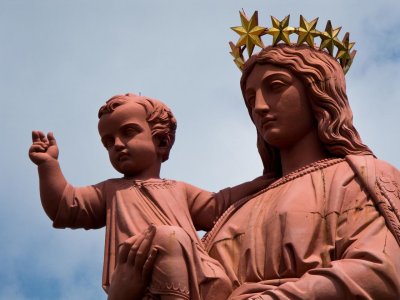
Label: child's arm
xmin=187 ymin=174 xmax=275 ymax=231
xmin=29 ymin=130 xmax=67 ymax=220
xmin=225 ymin=174 xmax=274 ymax=203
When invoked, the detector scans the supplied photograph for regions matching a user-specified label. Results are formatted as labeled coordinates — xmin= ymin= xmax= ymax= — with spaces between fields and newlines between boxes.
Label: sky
xmin=1 ymin=0 xmax=399 ymax=299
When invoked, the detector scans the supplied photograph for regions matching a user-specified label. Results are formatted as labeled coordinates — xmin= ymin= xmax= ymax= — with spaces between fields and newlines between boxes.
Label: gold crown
xmin=229 ymin=10 xmax=356 ymax=74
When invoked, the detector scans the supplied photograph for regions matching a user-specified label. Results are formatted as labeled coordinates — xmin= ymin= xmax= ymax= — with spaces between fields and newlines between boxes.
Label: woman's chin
xmin=262 ymin=132 xmax=285 ymax=148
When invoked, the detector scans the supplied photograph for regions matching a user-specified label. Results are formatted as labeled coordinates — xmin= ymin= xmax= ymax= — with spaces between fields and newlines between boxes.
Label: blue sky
xmin=1 ymin=0 xmax=400 ymax=299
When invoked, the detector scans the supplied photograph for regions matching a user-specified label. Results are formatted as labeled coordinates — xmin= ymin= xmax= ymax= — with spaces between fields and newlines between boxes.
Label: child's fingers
xmin=47 ymin=132 xmax=57 ymax=145
xmin=32 ymin=141 xmax=48 ymax=147
xmin=38 ymin=131 xmax=46 ymax=141
xmin=30 ymin=140 xmax=48 ymax=150
xmin=37 ymin=131 xmax=50 ymax=145
xmin=32 ymin=131 xmax=42 ymax=142
xmin=29 ymin=144 xmax=47 ymax=153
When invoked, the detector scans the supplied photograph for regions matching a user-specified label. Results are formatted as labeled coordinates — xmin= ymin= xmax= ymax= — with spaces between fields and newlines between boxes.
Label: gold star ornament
xmin=228 ymin=10 xmax=357 ymax=74
xmin=319 ymin=20 xmax=342 ymax=55
xmin=231 ymin=10 xmax=267 ymax=57
xmin=296 ymin=15 xmax=319 ymax=47
xmin=336 ymin=32 xmax=356 ymax=74
xmin=266 ymin=15 xmax=295 ymax=45
xmin=229 ymin=41 xmax=245 ymax=70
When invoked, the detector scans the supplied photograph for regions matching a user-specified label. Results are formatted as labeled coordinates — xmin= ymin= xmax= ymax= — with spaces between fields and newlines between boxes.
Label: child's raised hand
xmin=29 ymin=131 xmax=59 ymax=165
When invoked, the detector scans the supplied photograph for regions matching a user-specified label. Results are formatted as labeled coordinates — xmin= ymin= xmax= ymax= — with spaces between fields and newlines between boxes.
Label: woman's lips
xmin=261 ymin=117 xmax=276 ymax=128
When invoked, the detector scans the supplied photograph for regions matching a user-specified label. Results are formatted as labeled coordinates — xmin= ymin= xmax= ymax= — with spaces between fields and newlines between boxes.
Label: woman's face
xmin=244 ymin=63 xmax=315 ymax=150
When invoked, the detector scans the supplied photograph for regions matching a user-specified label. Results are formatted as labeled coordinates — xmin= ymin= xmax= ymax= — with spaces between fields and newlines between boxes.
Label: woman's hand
xmin=108 ymin=225 xmax=158 ymax=300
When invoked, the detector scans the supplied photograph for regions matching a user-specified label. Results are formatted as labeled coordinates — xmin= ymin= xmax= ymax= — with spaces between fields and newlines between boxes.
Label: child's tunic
xmin=52 ymin=178 xmax=233 ymax=296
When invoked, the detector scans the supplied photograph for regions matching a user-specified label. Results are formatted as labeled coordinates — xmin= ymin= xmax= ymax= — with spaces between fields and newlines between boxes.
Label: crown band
xmin=229 ymin=10 xmax=356 ymax=74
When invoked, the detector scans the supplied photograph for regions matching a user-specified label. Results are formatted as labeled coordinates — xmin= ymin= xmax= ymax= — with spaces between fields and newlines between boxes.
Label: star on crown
xmin=229 ymin=10 xmax=356 ymax=74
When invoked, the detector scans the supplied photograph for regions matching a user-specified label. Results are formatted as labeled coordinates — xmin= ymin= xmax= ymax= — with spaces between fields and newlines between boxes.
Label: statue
xmin=29 ymin=94 xmax=269 ymax=299
xmin=29 ymin=9 xmax=400 ymax=300
xmin=201 ymin=11 xmax=400 ymax=299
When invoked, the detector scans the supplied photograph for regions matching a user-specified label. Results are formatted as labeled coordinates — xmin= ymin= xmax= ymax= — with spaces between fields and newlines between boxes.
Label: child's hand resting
xmin=29 ymin=131 xmax=59 ymax=165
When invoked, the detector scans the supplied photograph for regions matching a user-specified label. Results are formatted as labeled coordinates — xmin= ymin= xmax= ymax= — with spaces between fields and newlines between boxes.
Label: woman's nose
xmin=253 ymin=92 xmax=269 ymax=115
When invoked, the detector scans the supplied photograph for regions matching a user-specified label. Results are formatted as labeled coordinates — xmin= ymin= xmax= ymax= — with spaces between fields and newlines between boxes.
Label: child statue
xmin=29 ymin=93 xmax=270 ymax=300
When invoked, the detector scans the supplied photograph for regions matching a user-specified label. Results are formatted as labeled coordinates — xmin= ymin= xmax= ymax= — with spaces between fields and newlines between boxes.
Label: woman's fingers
xmin=117 ymin=235 xmax=139 ymax=264
xmin=126 ymin=232 xmax=147 ymax=265
xmin=142 ymin=247 xmax=158 ymax=279
xmin=126 ymin=225 xmax=156 ymax=267
xmin=118 ymin=225 xmax=156 ymax=269
xmin=134 ymin=225 xmax=156 ymax=269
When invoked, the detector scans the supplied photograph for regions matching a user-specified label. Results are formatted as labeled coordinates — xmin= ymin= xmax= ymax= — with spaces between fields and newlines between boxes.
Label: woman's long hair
xmin=240 ymin=44 xmax=373 ymax=176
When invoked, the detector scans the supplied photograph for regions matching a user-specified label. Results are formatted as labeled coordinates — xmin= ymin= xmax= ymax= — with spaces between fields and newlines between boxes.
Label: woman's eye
xmin=269 ymin=80 xmax=286 ymax=91
xmin=246 ymin=95 xmax=255 ymax=107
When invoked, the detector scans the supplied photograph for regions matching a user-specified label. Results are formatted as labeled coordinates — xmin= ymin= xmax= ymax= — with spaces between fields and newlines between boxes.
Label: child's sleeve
xmin=52 ymin=181 xmax=107 ymax=230
xmin=186 ymin=175 xmax=272 ymax=231
xmin=184 ymin=183 xmax=230 ymax=231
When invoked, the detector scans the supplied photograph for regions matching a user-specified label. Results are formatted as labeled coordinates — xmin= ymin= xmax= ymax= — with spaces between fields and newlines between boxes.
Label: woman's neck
xmin=280 ymin=130 xmax=330 ymax=176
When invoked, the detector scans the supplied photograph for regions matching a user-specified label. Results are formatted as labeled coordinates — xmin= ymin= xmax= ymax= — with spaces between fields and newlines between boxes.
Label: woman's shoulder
xmin=345 ymin=155 xmax=400 ymax=189
xmin=345 ymin=155 xmax=400 ymax=245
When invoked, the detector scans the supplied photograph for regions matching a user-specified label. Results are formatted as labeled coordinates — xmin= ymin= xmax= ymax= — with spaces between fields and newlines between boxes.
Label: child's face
xmin=98 ymin=102 xmax=161 ymax=179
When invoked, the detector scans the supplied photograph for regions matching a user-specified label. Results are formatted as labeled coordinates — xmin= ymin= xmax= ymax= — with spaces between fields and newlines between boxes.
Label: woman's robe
xmin=205 ymin=157 xmax=400 ymax=299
